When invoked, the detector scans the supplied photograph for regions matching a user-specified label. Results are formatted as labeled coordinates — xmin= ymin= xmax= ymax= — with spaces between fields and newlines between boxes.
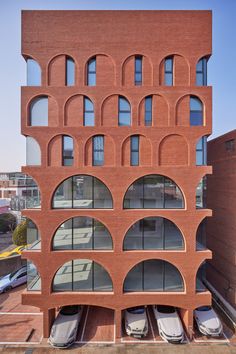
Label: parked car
xmin=194 ymin=306 xmax=223 ymax=337
xmin=49 ymin=305 xmax=83 ymax=348
xmin=125 ymin=306 xmax=148 ymax=338
xmin=153 ymin=305 xmax=184 ymax=343
xmin=0 ymin=245 xmax=27 ymax=258
xmin=0 ymin=266 xmax=27 ymax=293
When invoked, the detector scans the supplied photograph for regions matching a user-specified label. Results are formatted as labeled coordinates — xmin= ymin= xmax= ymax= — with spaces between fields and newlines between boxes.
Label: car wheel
xmin=3 ymin=286 xmax=12 ymax=293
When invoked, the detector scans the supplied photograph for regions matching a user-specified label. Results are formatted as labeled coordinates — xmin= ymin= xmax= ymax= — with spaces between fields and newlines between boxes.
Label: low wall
xmin=0 ymin=255 xmax=26 ymax=277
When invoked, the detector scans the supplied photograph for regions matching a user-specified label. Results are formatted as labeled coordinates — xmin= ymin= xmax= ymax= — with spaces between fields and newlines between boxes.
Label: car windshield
xmin=197 ymin=306 xmax=212 ymax=311
xmin=60 ymin=305 xmax=80 ymax=316
xmin=127 ymin=306 xmax=145 ymax=314
xmin=156 ymin=305 xmax=175 ymax=313
xmin=9 ymin=269 xmax=20 ymax=279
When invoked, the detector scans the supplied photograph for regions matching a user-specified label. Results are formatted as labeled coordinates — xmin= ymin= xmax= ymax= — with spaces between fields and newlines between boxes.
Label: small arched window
xmin=87 ymin=57 xmax=96 ymax=86
xmin=196 ymin=176 xmax=207 ymax=209
xmin=164 ymin=56 xmax=173 ymax=86
xmin=26 ymin=137 xmax=41 ymax=166
xmin=27 ymin=261 xmax=41 ymax=291
xmin=62 ymin=135 xmax=74 ymax=166
xmin=135 ymin=55 xmax=142 ymax=85
xmin=84 ymin=97 xmax=94 ymax=126
xmin=27 ymin=58 xmax=41 ymax=86
xmin=190 ymin=96 xmax=203 ymax=126
xmin=93 ymin=135 xmax=104 ymax=166
xmin=196 ymin=57 xmax=207 ymax=86
xmin=118 ymin=96 xmax=131 ymax=126
xmin=66 ymin=56 xmax=75 ymax=86
xmin=196 ymin=136 xmax=207 ymax=165
xmin=30 ymin=96 xmax=48 ymax=126
xmin=144 ymin=95 xmax=152 ymax=126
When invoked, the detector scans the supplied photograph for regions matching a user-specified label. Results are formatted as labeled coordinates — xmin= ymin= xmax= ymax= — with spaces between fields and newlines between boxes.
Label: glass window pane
xmin=27 ymin=59 xmax=41 ymax=86
xmin=164 ymin=178 xmax=184 ymax=208
xmin=124 ymin=178 xmax=143 ymax=208
xmin=73 ymin=175 xmax=93 ymax=208
xmin=144 ymin=260 xmax=164 ymax=291
xmin=164 ymin=220 xmax=183 ymax=249
xmin=84 ymin=112 xmax=95 ymax=126
xmin=73 ymin=259 xmax=93 ymax=291
xmin=119 ymin=97 xmax=130 ymax=111
xmin=144 ymin=217 xmax=164 ymax=249
xmin=131 ymin=136 xmax=139 ymax=150
xmin=85 ymin=98 xmax=94 ymax=111
xmin=53 ymin=219 xmax=73 ymax=250
xmin=89 ymin=58 xmax=96 ymax=72
xmin=144 ymin=175 xmax=164 ymax=208
xmin=196 ymin=73 xmax=203 ymax=86
xmin=66 ymin=58 xmax=75 ymax=86
xmin=190 ymin=111 xmax=203 ymax=126
xmin=31 ymin=97 xmax=48 ymax=126
xmin=145 ymin=96 xmax=152 ymax=111
xmin=196 ymin=59 xmax=203 ymax=71
xmin=135 ymin=73 xmax=142 ymax=84
xmin=124 ymin=221 xmax=143 ymax=250
xmin=94 ymin=178 xmax=113 ymax=208
xmin=93 ymin=151 xmax=104 ymax=166
xmin=53 ymin=178 xmax=72 ymax=208
xmin=88 ymin=73 xmax=96 ymax=86
xmin=135 ymin=57 xmax=142 ymax=72
xmin=119 ymin=112 xmax=131 ymax=126
xmin=53 ymin=261 xmax=72 ymax=291
xmin=94 ymin=220 xmax=112 ymax=249
xmin=73 ymin=217 xmax=93 ymax=249
xmin=190 ymin=97 xmax=202 ymax=111
xmin=94 ymin=263 xmax=112 ymax=291
xmin=131 ymin=152 xmax=139 ymax=166
xmin=165 ymin=73 xmax=173 ymax=86
xmin=165 ymin=57 xmax=173 ymax=71
xmin=93 ymin=136 xmax=104 ymax=166
xmin=26 ymin=137 xmax=41 ymax=166
xmin=196 ymin=150 xmax=203 ymax=165
xmin=124 ymin=263 xmax=143 ymax=292
xmin=63 ymin=136 xmax=73 ymax=157
xmin=164 ymin=262 xmax=183 ymax=291
xmin=196 ymin=137 xmax=203 ymax=150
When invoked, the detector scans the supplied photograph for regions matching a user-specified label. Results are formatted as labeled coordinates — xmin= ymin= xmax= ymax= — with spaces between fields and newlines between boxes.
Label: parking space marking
xmin=193 ymin=331 xmax=229 ymax=343
xmin=79 ymin=306 xmax=90 ymax=342
xmin=0 ymin=312 xmax=42 ymax=315
xmin=0 ymin=336 xmax=43 ymax=345
xmin=121 ymin=338 xmax=167 ymax=343
xmin=146 ymin=307 xmax=156 ymax=341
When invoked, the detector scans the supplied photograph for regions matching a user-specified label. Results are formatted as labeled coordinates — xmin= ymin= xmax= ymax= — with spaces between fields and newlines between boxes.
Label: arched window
xmin=53 ymin=216 xmax=112 ymax=250
xmin=87 ymin=57 xmax=96 ymax=86
xmin=93 ymin=135 xmax=104 ymax=166
xmin=130 ymin=135 xmax=139 ymax=166
xmin=196 ymin=57 xmax=207 ymax=86
xmin=124 ymin=259 xmax=184 ymax=292
xmin=196 ymin=219 xmax=207 ymax=250
xmin=164 ymin=56 xmax=173 ymax=86
xmin=25 ymin=176 xmax=41 ymax=209
xmin=62 ymin=135 xmax=74 ymax=166
xmin=52 ymin=175 xmax=113 ymax=209
xmin=196 ymin=176 xmax=207 ymax=209
xmin=135 ymin=55 xmax=142 ymax=85
xmin=84 ymin=97 xmax=95 ymax=126
xmin=26 ymin=219 xmax=41 ymax=250
xmin=66 ymin=56 xmax=75 ymax=86
xmin=26 ymin=137 xmax=41 ymax=166
xmin=27 ymin=261 xmax=41 ymax=291
xmin=196 ymin=136 xmax=207 ymax=165
xmin=118 ymin=96 xmax=131 ymax=126
xmin=30 ymin=96 xmax=48 ymax=126
xmin=190 ymin=96 xmax=203 ymax=126
xmin=124 ymin=217 xmax=184 ymax=250
xmin=144 ymin=95 xmax=152 ymax=126
xmin=27 ymin=58 xmax=41 ymax=86
xmin=196 ymin=262 xmax=206 ymax=292
xmin=53 ymin=259 xmax=113 ymax=292
xmin=123 ymin=175 xmax=184 ymax=209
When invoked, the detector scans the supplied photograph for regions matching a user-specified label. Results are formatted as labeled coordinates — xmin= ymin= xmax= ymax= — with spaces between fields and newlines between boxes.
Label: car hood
xmin=195 ymin=309 xmax=221 ymax=329
xmin=0 ymin=275 xmax=10 ymax=288
xmin=50 ymin=313 xmax=80 ymax=343
xmin=126 ymin=311 xmax=147 ymax=330
xmin=157 ymin=312 xmax=183 ymax=337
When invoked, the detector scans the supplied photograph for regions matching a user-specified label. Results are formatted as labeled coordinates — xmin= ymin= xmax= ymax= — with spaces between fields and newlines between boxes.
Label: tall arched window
xmin=62 ymin=135 xmax=74 ymax=166
xmin=124 ymin=217 xmax=184 ymax=250
xmin=30 ymin=96 xmax=48 ymax=126
xmin=196 ymin=136 xmax=207 ymax=165
xmin=190 ymin=96 xmax=203 ymax=126
xmin=53 ymin=216 xmax=112 ymax=250
xmin=26 ymin=137 xmax=41 ymax=166
xmin=52 ymin=175 xmax=113 ymax=209
xmin=164 ymin=56 xmax=173 ymax=86
xmin=118 ymin=96 xmax=131 ymax=126
xmin=196 ymin=57 xmax=207 ymax=86
xmin=27 ymin=58 xmax=41 ymax=86
xmin=26 ymin=219 xmax=41 ymax=250
xmin=135 ymin=55 xmax=142 ymax=85
xmin=66 ymin=56 xmax=75 ymax=86
xmin=25 ymin=176 xmax=41 ymax=209
xmin=196 ymin=176 xmax=207 ymax=209
xmin=87 ymin=57 xmax=96 ymax=86
xmin=53 ymin=259 xmax=113 ymax=292
xmin=123 ymin=175 xmax=184 ymax=209
xmin=84 ymin=97 xmax=95 ymax=126
xmin=124 ymin=259 xmax=184 ymax=292
xmin=27 ymin=261 xmax=41 ymax=291
xmin=93 ymin=135 xmax=104 ymax=166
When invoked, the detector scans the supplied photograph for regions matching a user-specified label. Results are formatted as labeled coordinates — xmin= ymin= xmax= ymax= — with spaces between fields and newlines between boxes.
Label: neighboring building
xmin=21 ymin=10 xmax=212 ymax=341
xmin=207 ymin=130 xmax=236 ymax=310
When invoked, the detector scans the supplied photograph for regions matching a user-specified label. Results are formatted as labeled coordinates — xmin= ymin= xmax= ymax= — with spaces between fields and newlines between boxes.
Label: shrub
xmin=12 ymin=219 xmax=27 ymax=246
xmin=0 ymin=213 xmax=17 ymax=233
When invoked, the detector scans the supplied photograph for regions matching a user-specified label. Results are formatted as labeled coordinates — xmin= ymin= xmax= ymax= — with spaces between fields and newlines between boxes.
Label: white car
xmin=49 ymin=305 xmax=83 ymax=348
xmin=194 ymin=306 xmax=223 ymax=337
xmin=153 ymin=305 xmax=184 ymax=343
xmin=0 ymin=266 xmax=27 ymax=293
xmin=125 ymin=306 xmax=148 ymax=338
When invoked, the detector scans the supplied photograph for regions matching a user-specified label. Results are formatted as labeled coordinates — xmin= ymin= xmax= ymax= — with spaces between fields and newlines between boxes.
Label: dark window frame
xmin=145 ymin=96 xmax=152 ymax=126
xmin=190 ymin=96 xmax=203 ymax=126
xmin=87 ymin=57 xmax=96 ymax=86
xmin=62 ymin=135 xmax=74 ymax=166
xmin=83 ymin=97 xmax=94 ymax=126
xmin=130 ymin=135 xmax=139 ymax=166
xmin=196 ymin=57 xmax=207 ymax=86
xmin=93 ymin=135 xmax=104 ymax=166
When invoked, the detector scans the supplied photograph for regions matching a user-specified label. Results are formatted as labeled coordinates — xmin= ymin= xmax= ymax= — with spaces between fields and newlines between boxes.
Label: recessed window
xmin=145 ymin=96 xmax=152 ymax=126
xmin=27 ymin=58 xmax=41 ymax=86
xmin=26 ymin=137 xmax=41 ymax=166
xmin=225 ymin=139 xmax=235 ymax=152
xmin=130 ymin=136 xmax=139 ymax=166
xmin=190 ymin=96 xmax=203 ymax=126
xmin=93 ymin=136 xmax=104 ymax=166
xmin=135 ymin=56 xmax=142 ymax=85
xmin=196 ymin=57 xmax=207 ymax=86
xmin=62 ymin=136 xmax=74 ymax=166
xmin=84 ymin=97 xmax=94 ymax=126
xmin=164 ymin=56 xmax=173 ymax=86
xmin=66 ymin=57 xmax=75 ymax=86
xmin=196 ymin=136 xmax=207 ymax=165
xmin=118 ymin=96 xmax=131 ymax=126
xmin=87 ymin=57 xmax=96 ymax=86
xmin=30 ymin=96 xmax=48 ymax=126
xmin=196 ymin=176 xmax=207 ymax=209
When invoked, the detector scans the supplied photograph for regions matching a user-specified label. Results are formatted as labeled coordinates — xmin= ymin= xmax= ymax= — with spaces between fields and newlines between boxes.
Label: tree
xmin=12 ymin=219 xmax=27 ymax=246
xmin=0 ymin=213 xmax=17 ymax=233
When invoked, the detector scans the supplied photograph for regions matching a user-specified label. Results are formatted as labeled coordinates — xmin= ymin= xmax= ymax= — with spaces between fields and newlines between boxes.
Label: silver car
xmin=0 ymin=266 xmax=27 ymax=293
xmin=194 ymin=306 xmax=223 ymax=337
xmin=125 ymin=306 xmax=148 ymax=338
xmin=153 ymin=305 xmax=184 ymax=343
xmin=49 ymin=305 xmax=83 ymax=348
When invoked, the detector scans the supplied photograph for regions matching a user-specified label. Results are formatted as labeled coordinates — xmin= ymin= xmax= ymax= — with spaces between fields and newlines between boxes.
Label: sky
xmin=0 ymin=0 xmax=235 ymax=172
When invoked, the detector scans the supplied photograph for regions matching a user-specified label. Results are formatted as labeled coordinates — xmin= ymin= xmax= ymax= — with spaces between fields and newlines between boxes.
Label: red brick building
xmin=21 ymin=10 xmax=212 ymax=341
xmin=207 ymin=130 xmax=236 ymax=310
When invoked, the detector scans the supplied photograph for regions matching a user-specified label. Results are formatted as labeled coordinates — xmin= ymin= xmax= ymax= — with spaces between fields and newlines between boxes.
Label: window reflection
xmin=30 ymin=96 xmax=48 ymax=126
xmin=190 ymin=96 xmax=203 ymax=126
xmin=27 ymin=261 xmax=41 ymax=291
xmin=196 ymin=176 xmax=207 ymax=209
xmin=118 ymin=96 xmax=131 ymax=126
xmin=84 ymin=97 xmax=95 ymax=126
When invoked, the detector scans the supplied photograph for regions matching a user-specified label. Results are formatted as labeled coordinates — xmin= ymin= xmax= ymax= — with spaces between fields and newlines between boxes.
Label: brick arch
xmin=101 ymin=94 xmax=131 ymax=127
xmin=122 ymin=53 xmax=153 ymax=86
xmin=64 ymin=94 xmax=94 ymax=126
xmin=121 ymin=134 xmax=152 ymax=166
xmin=138 ymin=94 xmax=169 ymax=126
xmin=159 ymin=53 xmax=190 ymax=86
xmin=159 ymin=134 xmax=189 ymax=166
xmin=176 ymin=94 xmax=204 ymax=126
xmin=28 ymin=94 xmax=58 ymax=127
xmin=47 ymin=53 xmax=76 ymax=86
xmin=47 ymin=134 xmax=75 ymax=167
xmin=84 ymin=134 xmax=115 ymax=166
xmin=85 ymin=53 xmax=116 ymax=86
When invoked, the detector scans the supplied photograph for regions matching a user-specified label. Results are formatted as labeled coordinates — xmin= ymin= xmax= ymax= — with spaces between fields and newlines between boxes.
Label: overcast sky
xmin=0 ymin=0 xmax=235 ymax=172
